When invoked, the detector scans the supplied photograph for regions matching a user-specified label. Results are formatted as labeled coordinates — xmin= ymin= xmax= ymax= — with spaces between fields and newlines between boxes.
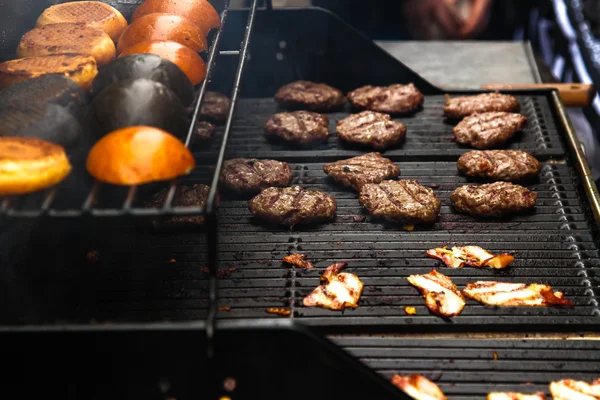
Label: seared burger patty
xmin=193 ymin=120 xmax=215 ymax=142
xmin=145 ymin=184 xmax=216 ymax=229
xmin=274 ymin=80 xmax=346 ymax=111
xmin=336 ymin=110 xmax=406 ymax=150
xmin=444 ymin=92 xmax=520 ymax=119
xmin=347 ymin=83 xmax=424 ymax=114
xmin=359 ymin=180 xmax=441 ymax=224
xmin=323 ymin=152 xmax=400 ymax=191
xmin=451 ymin=181 xmax=537 ymax=217
xmin=248 ymin=186 xmax=336 ymax=226
xmin=220 ymin=158 xmax=293 ymax=193
xmin=457 ymin=150 xmax=541 ymax=181
xmin=264 ymin=111 xmax=329 ymax=145
xmin=454 ymin=112 xmax=527 ymax=149
xmin=199 ymin=91 xmax=230 ymax=122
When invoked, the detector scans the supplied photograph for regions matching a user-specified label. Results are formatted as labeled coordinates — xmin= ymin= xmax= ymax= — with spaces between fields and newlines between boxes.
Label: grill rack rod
xmin=206 ymin=0 xmax=260 ymax=360
xmin=0 ymin=1 xmax=239 ymax=220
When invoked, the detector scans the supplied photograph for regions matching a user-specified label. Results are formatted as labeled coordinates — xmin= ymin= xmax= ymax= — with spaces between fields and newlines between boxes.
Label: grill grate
xmin=333 ymin=337 xmax=600 ymax=400
xmin=191 ymin=95 xmax=568 ymax=162
xmin=13 ymin=160 xmax=599 ymax=329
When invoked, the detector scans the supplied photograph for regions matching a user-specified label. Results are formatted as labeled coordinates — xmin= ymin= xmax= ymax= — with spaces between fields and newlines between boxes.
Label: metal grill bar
xmin=333 ymin=337 xmax=600 ymax=400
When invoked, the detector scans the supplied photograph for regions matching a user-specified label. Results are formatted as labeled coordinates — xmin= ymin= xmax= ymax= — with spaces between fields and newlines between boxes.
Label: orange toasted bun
xmin=119 ymin=40 xmax=206 ymax=85
xmin=0 ymin=137 xmax=72 ymax=195
xmin=86 ymin=126 xmax=195 ymax=185
xmin=0 ymin=53 xmax=98 ymax=91
xmin=117 ymin=13 xmax=208 ymax=54
xmin=36 ymin=1 xmax=128 ymax=42
xmin=132 ymin=0 xmax=220 ymax=37
xmin=17 ymin=23 xmax=116 ymax=67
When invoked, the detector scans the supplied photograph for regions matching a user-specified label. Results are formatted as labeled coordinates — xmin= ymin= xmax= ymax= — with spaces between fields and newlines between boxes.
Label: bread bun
xmin=117 ymin=13 xmax=208 ymax=54
xmin=0 ymin=53 xmax=98 ymax=91
xmin=36 ymin=1 xmax=128 ymax=42
xmin=17 ymin=23 xmax=116 ymax=67
xmin=132 ymin=0 xmax=220 ymax=37
xmin=119 ymin=40 xmax=206 ymax=85
xmin=86 ymin=126 xmax=195 ymax=185
xmin=0 ymin=137 xmax=72 ymax=195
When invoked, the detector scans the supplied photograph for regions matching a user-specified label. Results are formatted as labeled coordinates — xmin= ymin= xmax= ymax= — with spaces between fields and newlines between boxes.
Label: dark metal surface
xmin=335 ymin=336 xmax=600 ymax=400
xmin=7 ymin=160 xmax=599 ymax=330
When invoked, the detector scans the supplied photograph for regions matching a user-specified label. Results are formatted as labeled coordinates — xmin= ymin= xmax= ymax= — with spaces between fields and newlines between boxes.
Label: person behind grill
xmin=311 ymin=0 xmax=531 ymax=41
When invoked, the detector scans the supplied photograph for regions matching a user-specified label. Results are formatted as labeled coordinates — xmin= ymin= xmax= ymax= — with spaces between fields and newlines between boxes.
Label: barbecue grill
xmin=0 ymin=1 xmax=599 ymax=399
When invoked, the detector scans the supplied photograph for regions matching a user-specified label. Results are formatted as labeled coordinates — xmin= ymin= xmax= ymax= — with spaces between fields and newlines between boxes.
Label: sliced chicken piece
xmin=282 ymin=253 xmax=315 ymax=269
xmin=303 ymin=262 xmax=364 ymax=311
xmin=488 ymin=392 xmax=547 ymax=400
xmin=463 ymin=282 xmax=574 ymax=307
xmin=407 ymin=270 xmax=466 ymax=317
xmin=549 ymin=379 xmax=600 ymax=400
xmin=391 ymin=374 xmax=447 ymax=400
xmin=426 ymin=246 xmax=514 ymax=269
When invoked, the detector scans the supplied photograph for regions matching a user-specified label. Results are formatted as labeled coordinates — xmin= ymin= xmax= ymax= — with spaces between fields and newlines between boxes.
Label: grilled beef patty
xmin=451 ymin=181 xmax=537 ymax=217
xmin=359 ymin=180 xmax=441 ymax=224
xmin=323 ymin=152 xmax=400 ymax=191
xmin=336 ymin=110 xmax=406 ymax=150
xmin=145 ymin=184 xmax=216 ymax=229
xmin=275 ymin=80 xmax=346 ymax=111
xmin=220 ymin=158 xmax=293 ymax=193
xmin=193 ymin=120 xmax=215 ymax=142
xmin=453 ymin=112 xmax=527 ymax=149
xmin=347 ymin=83 xmax=424 ymax=114
xmin=199 ymin=91 xmax=230 ymax=122
xmin=444 ymin=92 xmax=520 ymax=119
xmin=264 ymin=111 xmax=330 ymax=145
xmin=248 ymin=186 xmax=336 ymax=226
xmin=457 ymin=150 xmax=541 ymax=181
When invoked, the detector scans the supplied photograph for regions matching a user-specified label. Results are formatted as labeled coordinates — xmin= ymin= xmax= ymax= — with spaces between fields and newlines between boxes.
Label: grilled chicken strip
xmin=549 ymin=379 xmax=600 ymax=400
xmin=457 ymin=150 xmax=541 ymax=182
xmin=487 ymin=392 xmax=547 ymax=400
xmin=463 ymin=282 xmax=574 ymax=307
xmin=303 ymin=262 xmax=364 ymax=311
xmin=426 ymin=246 xmax=514 ymax=269
xmin=391 ymin=374 xmax=447 ymax=400
xmin=282 ymin=253 xmax=314 ymax=269
xmin=407 ymin=270 xmax=466 ymax=317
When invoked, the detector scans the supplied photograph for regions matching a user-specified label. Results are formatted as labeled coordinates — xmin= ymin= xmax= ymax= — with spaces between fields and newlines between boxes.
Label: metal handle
xmin=481 ymin=83 xmax=595 ymax=108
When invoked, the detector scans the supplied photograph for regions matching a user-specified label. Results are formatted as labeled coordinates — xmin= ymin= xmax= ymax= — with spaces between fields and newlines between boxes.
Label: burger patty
xmin=193 ymin=120 xmax=215 ymax=142
xmin=359 ymin=180 xmax=441 ymax=224
xmin=220 ymin=158 xmax=293 ymax=193
xmin=323 ymin=152 xmax=400 ymax=191
xmin=199 ymin=91 xmax=230 ymax=122
xmin=248 ymin=186 xmax=336 ymax=226
xmin=264 ymin=111 xmax=330 ymax=145
xmin=347 ymin=83 xmax=424 ymax=114
xmin=457 ymin=150 xmax=541 ymax=181
xmin=454 ymin=112 xmax=527 ymax=149
xmin=274 ymin=80 xmax=346 ymax=111
xmin=444 ymin=92 xmax=520 ymax=119
xmin=145 ymin=184 xmax=216 ymax=229
xmin=451 ymin=181 xmax=537 ymax=217
xmin=336 ymin=110 xmax=406 ymax=150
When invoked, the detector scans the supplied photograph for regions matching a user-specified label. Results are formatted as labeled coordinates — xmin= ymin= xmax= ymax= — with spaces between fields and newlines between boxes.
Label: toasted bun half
xmin=132 ymin=0 xmax=220 ymax=37
xmin=86 ymin=126 xmax=195 ymax=185
xmin=17 ymin=23 xmax=116 ymax=67
xmin=0 ymin=137 xmax=72 ymax=195
xmin=118 ymin=40 xmax=206 ymax=85
xmin=0 ymin=53 xmax=98 ymax=91
xmin=36 ymin=1 xmax=128 ymax=42
xmin=117 ymin=13 xmax=208 ymax=54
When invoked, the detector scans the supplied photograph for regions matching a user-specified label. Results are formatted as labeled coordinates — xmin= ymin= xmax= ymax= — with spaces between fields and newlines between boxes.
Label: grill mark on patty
xmin=294 ymin=113 xmax=307 ymax=132
xmin=399 ymin=180 xmax=425 ymax=206
xmin=482 ymin=151 xmax=496 ymax=169
xmin=379 ymin=184 xmax=407 ymax=210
